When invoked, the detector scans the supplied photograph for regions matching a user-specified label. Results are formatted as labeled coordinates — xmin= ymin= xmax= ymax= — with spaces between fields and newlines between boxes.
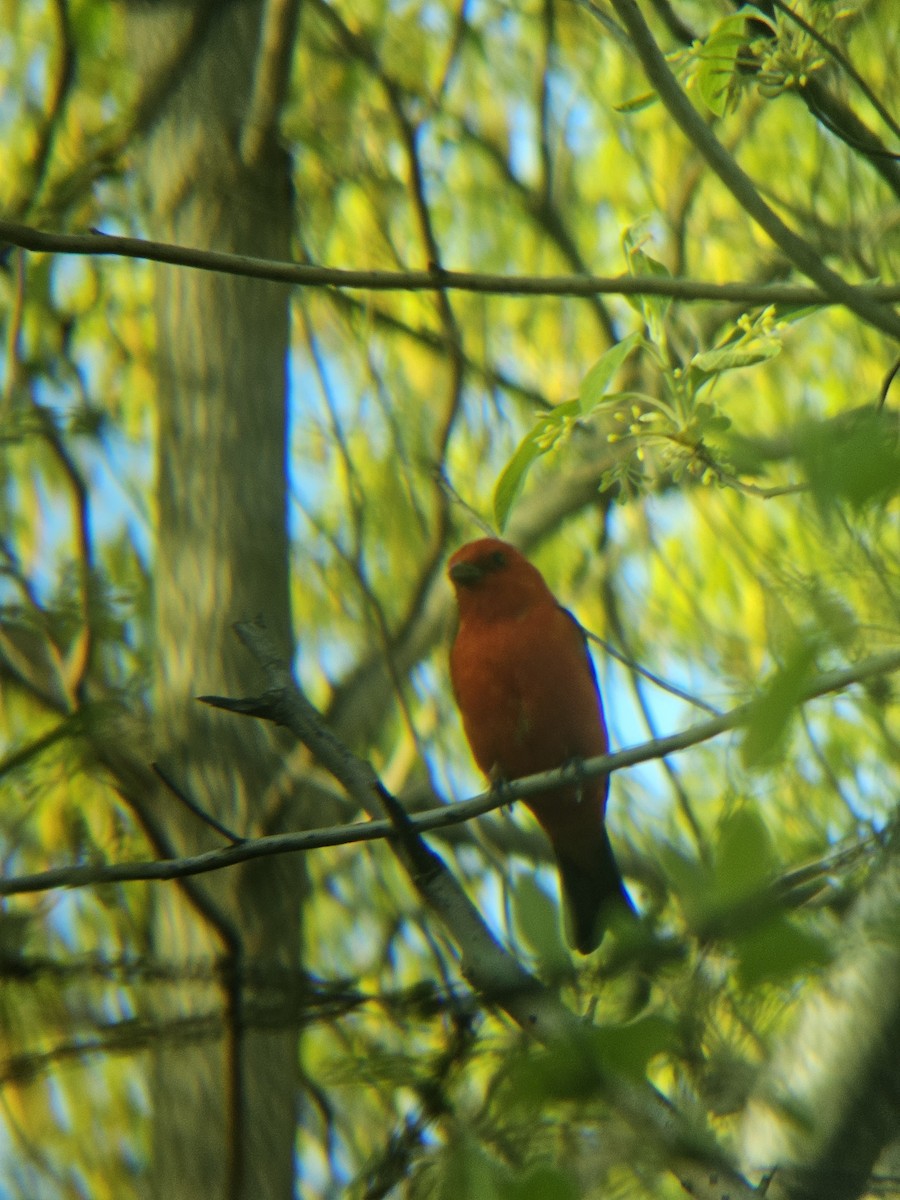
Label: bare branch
xmin=1 ymin=219 xmax=898 ymax=308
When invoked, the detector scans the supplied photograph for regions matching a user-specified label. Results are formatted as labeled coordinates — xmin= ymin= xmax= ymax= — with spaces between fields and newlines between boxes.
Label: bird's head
xmin=448 ymin=538 xmax=553 ymax=620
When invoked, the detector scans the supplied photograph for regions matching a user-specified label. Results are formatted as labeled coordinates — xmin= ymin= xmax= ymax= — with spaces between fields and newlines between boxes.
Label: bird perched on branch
xmin=448 ymin=537 xmax=631 ymax=953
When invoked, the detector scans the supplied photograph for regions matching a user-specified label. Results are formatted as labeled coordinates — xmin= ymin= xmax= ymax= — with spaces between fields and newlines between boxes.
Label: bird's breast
xmin=453 ymin=606 xmax=597 ymax=776
xmin=450 ymin=626 xmax=531 ymax=776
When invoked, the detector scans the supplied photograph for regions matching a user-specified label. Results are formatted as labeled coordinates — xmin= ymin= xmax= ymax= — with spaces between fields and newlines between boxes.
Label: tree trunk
xmin=121 ymin=4 xmax=302 ymax=1196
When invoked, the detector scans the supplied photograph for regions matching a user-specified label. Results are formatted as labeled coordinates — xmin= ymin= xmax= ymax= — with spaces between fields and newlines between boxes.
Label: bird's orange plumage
xmin=448 ymin=537 xmax=629 ymax=953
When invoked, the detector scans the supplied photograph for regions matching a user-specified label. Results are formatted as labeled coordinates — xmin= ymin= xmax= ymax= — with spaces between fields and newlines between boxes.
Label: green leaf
xmin=622 ymin=226 xmax=672 ymax=345
xmin=712 ymin=806 xmax=775 ymax=904
xmin=741 ymin=640 xmax=819 ymax=768
xmin=614 ymin=91 xmax=658 ymax=114
xmin=692 ymin=401 xmax=732 ymax=435
xmin=769 ymin=302 xmax=826 ymax=325
xmin=493 ymin=400 xmax=580 ymax=530
xmin=512 ymin=875 xmax=572 ymax=974
xmin=499 ymin=1164 xmax=579 ymax=1200
xmin=504 ymin=1018 xmax=676 ymax=1104
xmin=503 ymin=1034 xmax=603 ymax=1105
xmin=735 ymin=914 xmax=830 ymax=987
xmin=693 ymin=14 xmax=747 ymax=116
xmin=578 ymin=333 xmax=643 ymax=414
xmin=796 ymin=410 xmax=900 ymax=516
xmin=493 ymin=435 xmax=546 ymax=533
xmin=657 ymin=844 xmax=715 ymax=929
xmin=440 ymin=1133 xmax=505 ymax=1200
xmin=741 ymin=5 xmax=777 ymax=33
xmin=588 ymin=1015 xmax=678 ymax=1082
xmin=691 ymin=339 xmax=781 ymax=376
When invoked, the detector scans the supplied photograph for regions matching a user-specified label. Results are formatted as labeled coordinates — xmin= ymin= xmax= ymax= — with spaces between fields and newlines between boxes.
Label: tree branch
xmin=1 ymin=218 xmax=898 ymax=307
xmin=1 ymin=644 xmax=897 ymax=898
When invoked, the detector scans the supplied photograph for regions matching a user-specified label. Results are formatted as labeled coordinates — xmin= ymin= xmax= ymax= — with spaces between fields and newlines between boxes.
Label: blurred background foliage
xmin=0 ymin=0 xmax=898 ymax=1196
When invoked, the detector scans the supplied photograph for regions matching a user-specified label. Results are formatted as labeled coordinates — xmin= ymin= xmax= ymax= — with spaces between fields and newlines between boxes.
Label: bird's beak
xmin=449 ymin=561 xmax=484 ymax=586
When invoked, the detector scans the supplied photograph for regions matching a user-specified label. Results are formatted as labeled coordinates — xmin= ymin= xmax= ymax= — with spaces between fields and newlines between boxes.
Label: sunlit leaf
xmin=579 ymin=332 xmax=644 ymax=414
xmin=692 ymin=14 xmax=747 ymax=116
xmin=691 ymin=339 xmax=781 ymax=375
xmin=493 ymin=434 xmax=547 ymax=533
xmin=614 ymin=91 xmax=659 ymax=114
xmin=492 ymin=400 xmax=580 ymax=530
xmin=622 ymin=225 xmax=672 ymax=345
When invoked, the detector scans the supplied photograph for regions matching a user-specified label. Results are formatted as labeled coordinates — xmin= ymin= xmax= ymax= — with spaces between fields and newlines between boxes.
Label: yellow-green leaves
xmin=492 ymin=335 xmax=643 ymax=530
xmin=687 ymin=307 xmax=785 ymax=386
xmin=578 ymin=332 xmax=644 ymax=414
xmin=689 ymin=13 xmax=750 ymax=117
xmin=492 ymin=398 xmax=581 ymax=532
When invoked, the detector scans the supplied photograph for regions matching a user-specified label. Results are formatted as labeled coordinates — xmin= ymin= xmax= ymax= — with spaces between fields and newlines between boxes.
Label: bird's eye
xmin=488 ymin=550 xmax=506 ymax=569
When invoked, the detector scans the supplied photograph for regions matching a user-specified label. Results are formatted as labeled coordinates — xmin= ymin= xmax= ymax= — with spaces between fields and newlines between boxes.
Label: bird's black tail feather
xmin=556 ymin=829 xmax=633 ymax=954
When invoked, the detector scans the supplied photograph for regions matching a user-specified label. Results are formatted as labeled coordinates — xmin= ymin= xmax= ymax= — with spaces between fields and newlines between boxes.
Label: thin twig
xmin=151 ymin=763 xmax=247 ymax=845
xmin=582 ymin=626 xmax=721 ymax=716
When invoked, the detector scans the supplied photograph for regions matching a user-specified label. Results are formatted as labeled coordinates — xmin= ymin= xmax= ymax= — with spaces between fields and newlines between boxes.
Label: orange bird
xmin=448 ymin=537 xmax=630 ymax=953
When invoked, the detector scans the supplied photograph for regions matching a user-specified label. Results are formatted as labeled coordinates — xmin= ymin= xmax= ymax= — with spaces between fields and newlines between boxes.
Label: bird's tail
xmin=555 ymin=828 xmax=632 ymax=954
